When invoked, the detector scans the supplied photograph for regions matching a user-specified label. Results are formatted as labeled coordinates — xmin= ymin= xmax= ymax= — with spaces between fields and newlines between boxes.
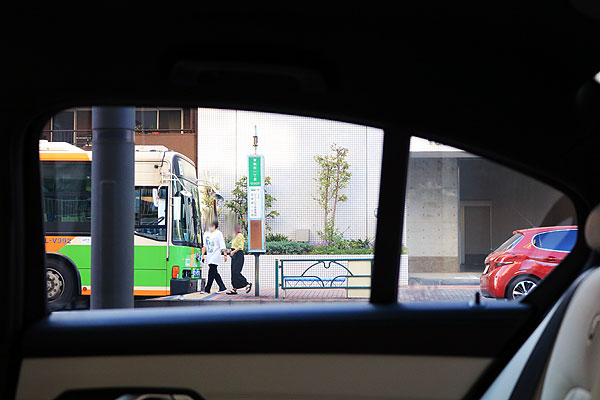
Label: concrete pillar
xmin=91 ymin=106 xmax=136 ymax=309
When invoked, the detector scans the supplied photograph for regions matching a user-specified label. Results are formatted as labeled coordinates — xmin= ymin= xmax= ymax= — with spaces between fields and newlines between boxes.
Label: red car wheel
xmin=506 ymin=275 xmax=541 ymax=300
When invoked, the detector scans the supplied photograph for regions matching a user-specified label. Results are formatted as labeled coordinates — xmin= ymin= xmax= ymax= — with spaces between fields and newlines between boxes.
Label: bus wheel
xmin=46 ymin=258 xmax=76 ymax=309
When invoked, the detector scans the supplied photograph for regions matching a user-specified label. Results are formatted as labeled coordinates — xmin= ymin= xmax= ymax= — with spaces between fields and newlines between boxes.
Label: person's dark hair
xmin=210 ymin=220 xmax=219 ymax=229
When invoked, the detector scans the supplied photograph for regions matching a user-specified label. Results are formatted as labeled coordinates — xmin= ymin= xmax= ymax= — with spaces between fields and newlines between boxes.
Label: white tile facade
xmin=196 ymin=108 xmax=414 ymax=287
xmin=197 ymin=108 xmax=384 ymax=243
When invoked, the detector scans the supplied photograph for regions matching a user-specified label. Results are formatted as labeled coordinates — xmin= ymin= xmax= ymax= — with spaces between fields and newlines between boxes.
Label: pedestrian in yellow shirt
xmin=226 ymin=224 xmax=252 ymax=295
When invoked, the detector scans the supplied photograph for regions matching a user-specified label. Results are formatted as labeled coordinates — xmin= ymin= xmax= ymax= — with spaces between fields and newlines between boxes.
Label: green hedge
xmin=309 ymin=246 xmax=373 ymax=255
xmin=225 ymin=238 xmax=380 ymax=255
xmin=266 ymin=241 xmax=313 ymax=255
xmin=263 ymin=241 xmax=374 ymax=255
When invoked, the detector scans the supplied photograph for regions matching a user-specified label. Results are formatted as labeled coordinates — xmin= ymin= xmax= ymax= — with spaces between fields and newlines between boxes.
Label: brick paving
xmin=199 ymin=288 xmax=348 ymax=301
xmin=174 ymin=285 xmax=486 ymax=303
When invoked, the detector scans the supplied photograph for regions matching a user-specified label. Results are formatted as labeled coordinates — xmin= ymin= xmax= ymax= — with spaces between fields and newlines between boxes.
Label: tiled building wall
xmin=197 ymin=109 xmax=384 ymax=243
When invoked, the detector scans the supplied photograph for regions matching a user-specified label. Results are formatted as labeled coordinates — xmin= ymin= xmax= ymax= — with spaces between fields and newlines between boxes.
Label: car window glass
xmin=404 ymin=137 xmax=577 ymax=302
xmin=40 ymin=115 xmax=579 ymax=310
xmin=41 ymin=107 xmax=383 ymax=310
xmin=494 ymin=233 xmax=523 ymax=253
xmin=135 ymin=186 xmax=167 ymax=241
xmin=533 ymin=230 xmax=577 ymax=252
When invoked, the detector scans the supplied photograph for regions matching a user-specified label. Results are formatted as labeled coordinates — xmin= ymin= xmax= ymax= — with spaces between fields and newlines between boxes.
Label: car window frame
xmin=7 ymin=103 xmax=594 ymax=400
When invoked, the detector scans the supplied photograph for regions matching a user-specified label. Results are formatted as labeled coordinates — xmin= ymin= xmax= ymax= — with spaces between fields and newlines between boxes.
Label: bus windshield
xmin=174 ymin=156 xmax=197 ymax=183
xmin=41 ymin=160 xmax=92 ymax=235
xmin=172 ymin=156 xmax=202 ymax=247
xmin=192 ymin=186 xmax=203 ymax=246
xmin=172 ymin=178 xmax=201 ymax=247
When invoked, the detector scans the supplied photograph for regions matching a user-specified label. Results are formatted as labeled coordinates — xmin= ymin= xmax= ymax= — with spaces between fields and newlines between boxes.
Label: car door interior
xmin=538 ymin=207 xmax=600 ymax=400
xmin=16 ymin=302 xmax=533 ymax=400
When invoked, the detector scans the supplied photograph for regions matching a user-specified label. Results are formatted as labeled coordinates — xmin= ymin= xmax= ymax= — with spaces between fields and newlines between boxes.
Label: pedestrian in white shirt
xmin=201 ymin=220 xmax=228 ymax=293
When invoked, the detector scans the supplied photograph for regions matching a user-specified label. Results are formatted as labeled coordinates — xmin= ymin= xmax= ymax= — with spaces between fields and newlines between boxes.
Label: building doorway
xmin=460 ymin=201 xmax=492 ymax=272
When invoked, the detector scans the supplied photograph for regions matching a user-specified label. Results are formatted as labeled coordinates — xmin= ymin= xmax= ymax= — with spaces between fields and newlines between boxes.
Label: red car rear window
xmin=494 ymin=233 xmax=523 ymax=253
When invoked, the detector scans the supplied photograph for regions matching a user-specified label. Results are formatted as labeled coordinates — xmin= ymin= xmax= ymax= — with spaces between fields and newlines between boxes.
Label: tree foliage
xmin=314 ymin=143 xmax=351 ymax=243
xmin=225 ymin=175 xmax=279 ymax=235
xmin=199 ymin=174 xmax=220 ymax=228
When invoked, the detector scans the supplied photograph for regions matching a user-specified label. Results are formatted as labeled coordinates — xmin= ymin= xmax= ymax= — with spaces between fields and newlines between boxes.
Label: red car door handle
xmin=544 ymin=256 xmax=559 ymax=262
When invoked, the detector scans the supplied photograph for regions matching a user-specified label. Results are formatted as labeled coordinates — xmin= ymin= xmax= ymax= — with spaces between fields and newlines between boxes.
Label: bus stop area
xmin=132 ymin=255 xmax=483 ymax=306
xmin=132 ymin=256 xmax=486 ymax=306
xmin=139 ymin=285 xmax=483 ymax=306
xmin=139 ymin=272 xmax=484 ymax=306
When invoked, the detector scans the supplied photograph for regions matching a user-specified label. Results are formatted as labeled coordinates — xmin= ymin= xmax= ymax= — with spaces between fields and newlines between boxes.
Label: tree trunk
xmin=332 ymin=163 xmax=341 ymax=224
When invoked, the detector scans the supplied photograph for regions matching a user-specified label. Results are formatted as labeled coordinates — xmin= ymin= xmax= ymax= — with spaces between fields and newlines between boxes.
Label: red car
xmin=480 ymin=226 xmax=577 ymax=300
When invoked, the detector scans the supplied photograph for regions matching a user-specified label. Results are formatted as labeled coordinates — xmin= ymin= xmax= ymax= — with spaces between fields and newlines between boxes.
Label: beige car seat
xmin=538 ymin=207 xmax=600 ymax=400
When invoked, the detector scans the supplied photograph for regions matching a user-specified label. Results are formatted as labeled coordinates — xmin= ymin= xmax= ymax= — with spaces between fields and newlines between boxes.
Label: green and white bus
xmin=40 ymin=140 xmax=204 ymax=307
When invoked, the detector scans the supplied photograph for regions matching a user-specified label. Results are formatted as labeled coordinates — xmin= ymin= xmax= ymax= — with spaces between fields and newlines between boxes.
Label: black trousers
xmin=206 ymin=263 xmax=226 ymax=292
xmin=231 ymin=251 xmax=249 ymax=289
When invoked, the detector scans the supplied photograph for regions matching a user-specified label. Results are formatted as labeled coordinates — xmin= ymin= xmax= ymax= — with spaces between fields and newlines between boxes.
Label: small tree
xmin=225 ymin=175 xmax=279 ymax=236
xmin=199 ymin=172 xmax=221 ymax=228
xmin=314 ymin=143 xmax=351 ymax=243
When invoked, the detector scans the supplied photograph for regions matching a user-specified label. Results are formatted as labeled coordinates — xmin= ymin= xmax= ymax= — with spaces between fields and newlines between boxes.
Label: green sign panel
xmin=248 ymin=156 xmax=262 ymax=186
xmin=247 ymin=154 xmax=265 ymax=254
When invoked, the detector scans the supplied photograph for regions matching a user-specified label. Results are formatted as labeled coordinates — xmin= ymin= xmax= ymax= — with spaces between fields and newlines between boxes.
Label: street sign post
xmin=248 ymin=154 xmax=265 ymax=296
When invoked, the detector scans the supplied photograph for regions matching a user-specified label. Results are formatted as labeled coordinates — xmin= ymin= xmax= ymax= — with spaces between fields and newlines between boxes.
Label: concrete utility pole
xmin=91 ymin=106 xmax=136 ymax=309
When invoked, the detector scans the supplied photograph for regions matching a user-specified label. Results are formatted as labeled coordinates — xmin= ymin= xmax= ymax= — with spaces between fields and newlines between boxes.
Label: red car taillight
xmin=491 ymin=255 xmax=518 ymax=270
xmin=495 ymin=261 xmax=515 ymax=267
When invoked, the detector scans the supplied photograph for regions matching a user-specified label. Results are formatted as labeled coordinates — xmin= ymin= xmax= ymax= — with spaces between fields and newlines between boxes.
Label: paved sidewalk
xmin=409 ymin=273 xmax=481 ymax=286
xmin=148 ymin=285 xmax=488 ymax=304
xmin=398 ymin=285 xmax=483 ymax=302
xmin=182 ymin=288 xmax=349 ymax=302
